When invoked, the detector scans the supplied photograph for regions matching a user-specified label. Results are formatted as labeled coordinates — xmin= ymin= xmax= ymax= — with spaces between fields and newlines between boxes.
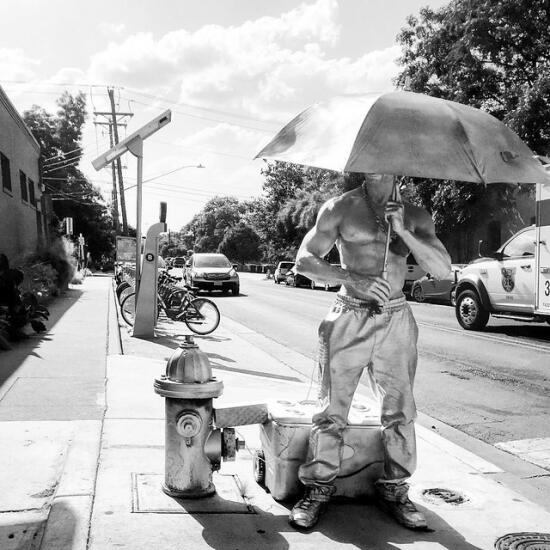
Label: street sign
xmin=116 ymin=236 xmax=137 ymax=262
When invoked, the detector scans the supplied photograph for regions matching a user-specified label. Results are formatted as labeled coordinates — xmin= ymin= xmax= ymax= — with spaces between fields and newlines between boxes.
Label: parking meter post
xmin=133 ymin=220 xmax=166 ymax=338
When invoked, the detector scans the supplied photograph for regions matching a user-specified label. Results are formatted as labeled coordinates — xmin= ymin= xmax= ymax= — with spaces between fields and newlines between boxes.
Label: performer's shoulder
xmin=326 ymin=187 xmax=362 ymax=212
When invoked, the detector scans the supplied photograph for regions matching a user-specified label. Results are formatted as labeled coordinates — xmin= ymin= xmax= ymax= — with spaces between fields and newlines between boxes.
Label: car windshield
xmin=194 ymin=255 xmax=232 ymax=268
xmin=279 ymin=262 xmax=294 ymax=268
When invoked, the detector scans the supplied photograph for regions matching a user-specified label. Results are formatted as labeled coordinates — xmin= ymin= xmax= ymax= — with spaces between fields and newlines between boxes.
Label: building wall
xmin=0 ymin=86 xmax=43 ymax=263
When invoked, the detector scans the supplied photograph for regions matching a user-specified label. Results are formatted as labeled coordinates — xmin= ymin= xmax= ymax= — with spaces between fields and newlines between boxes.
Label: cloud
xmin=86 ymin=0 xmax=400 ymax=124
xmin=0 ymin=48 xmax=39 ymax=81
xmin=98 ymin=22 xmax=126 ymax=36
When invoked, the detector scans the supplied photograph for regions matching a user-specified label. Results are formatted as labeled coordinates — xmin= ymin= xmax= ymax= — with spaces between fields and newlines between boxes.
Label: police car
xmin=455 ymin=221 xmax=550 ymax=330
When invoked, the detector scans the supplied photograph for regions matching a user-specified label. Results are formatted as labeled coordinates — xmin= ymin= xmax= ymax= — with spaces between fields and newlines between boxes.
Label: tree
xmin=394 ymin=0 xmax=547 ymax=257
xmin=396 ymin=1 xmax=550 ymax=149
xmin=24 ymin=92 xmax=115 ymax=260
xmin=256 ymin=161 xmax=353 ymax=260
xmin=218 ymin=223 xmax=261 ymax=264
xmin=181 ymin=196 xmax=245 ymax=253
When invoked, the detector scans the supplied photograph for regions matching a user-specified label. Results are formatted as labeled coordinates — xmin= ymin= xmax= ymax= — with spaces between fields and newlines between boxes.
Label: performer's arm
xmin=385 ymin=188 xmax=451 ymax=279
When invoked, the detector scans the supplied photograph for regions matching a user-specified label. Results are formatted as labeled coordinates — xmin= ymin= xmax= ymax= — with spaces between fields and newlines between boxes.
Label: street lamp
xmin=91 ymin=110 xmax=172 ymax=294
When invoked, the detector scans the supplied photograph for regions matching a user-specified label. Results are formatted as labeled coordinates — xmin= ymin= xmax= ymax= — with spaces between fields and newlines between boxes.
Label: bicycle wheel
xmin=120 ymin=292 xmax=136 ymax=326
xmin=116 ymin=281 xmax=132 ymax=303
xmin=184 ymin=298 xmax=220 ymax=335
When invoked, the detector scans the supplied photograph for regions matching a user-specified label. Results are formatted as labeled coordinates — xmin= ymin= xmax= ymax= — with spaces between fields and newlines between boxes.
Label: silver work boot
xmin=375 ymin=482 xmax=428 ymax=530
xmin=289 ymin=486 xmax=335 ymax=529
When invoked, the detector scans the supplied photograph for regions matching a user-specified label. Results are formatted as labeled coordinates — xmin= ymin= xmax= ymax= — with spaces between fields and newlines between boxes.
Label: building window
xmin=1 ymin=152 xmax=12 ymax=193
xmin=28 ymin=178 xmax=35 ymax=206
xmin=20 ymin=170 xmax=28 ymax=202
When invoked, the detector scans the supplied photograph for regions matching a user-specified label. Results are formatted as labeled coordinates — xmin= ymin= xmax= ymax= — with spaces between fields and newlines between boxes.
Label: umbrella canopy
xmin=255 ymin=91 xmax=550 ymax=185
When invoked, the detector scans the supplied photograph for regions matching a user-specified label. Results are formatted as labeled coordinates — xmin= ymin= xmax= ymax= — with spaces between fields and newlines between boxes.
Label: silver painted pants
xmin=298 ymin=294 xmax=418 ymax=489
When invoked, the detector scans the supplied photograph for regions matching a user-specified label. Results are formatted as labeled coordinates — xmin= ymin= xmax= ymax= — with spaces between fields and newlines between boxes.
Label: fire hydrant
xmin=154 ymin=335 xmax=226 ymax=498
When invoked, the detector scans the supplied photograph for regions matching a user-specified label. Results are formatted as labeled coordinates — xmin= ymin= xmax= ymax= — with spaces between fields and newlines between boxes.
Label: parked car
xmin=274 ymin=261 xmax=294 ymax=283
xmin=285 ymin=266 xmax=312 ymax=288
xmin=173 ymin=256 xmax=187 ymax=268
xmin=403 ymin=253 xmax=427 ymax=296
xmin=310 ymin=264 xmax=342 ymax=291
xmin=185 ymin=253 xmax=240 ymax=295
xmin=411 ymin=264 xmax=465 ymax=305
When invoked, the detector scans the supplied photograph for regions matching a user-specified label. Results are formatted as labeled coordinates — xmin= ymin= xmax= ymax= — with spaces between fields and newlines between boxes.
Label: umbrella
xmin=255 ymin=91 xmax=549 ymax=185
xmin=255 ymin=91 xmax=550 ymax=277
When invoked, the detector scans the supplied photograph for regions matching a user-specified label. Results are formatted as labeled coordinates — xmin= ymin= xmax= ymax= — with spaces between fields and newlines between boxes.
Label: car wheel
xmin=412 ymin=286 xmax=424 ymax=303
xmin=455 ymin=290 xmax=490 ymax=330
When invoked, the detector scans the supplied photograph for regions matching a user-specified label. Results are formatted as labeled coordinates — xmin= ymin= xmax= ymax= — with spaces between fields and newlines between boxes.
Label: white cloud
xmin=98 ymin=22 xmax=126 ymax=36
xmin=86 ymin=0 xmax=400 ymax=125
xmin=0 ymin=48 xmax=39 ymax=81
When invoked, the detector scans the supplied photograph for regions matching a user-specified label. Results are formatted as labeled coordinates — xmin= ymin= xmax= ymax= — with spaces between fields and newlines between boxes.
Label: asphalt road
xmin=212 ymin=272 xmax=550 ymax=448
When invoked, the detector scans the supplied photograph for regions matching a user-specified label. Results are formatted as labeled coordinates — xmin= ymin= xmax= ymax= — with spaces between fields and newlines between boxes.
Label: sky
xmin=1 ymin=0 xmax=450 ymax=232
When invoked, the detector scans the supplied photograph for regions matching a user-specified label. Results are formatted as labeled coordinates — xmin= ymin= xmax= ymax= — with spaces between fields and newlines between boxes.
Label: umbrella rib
xmin=446 ymin=102 xmax=487 ymax=185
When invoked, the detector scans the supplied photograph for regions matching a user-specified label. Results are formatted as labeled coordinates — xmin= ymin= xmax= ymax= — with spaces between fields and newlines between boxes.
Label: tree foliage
xmin=394 ymin=0 xmax=547 ymax=253
xmin=23 ymin=93 xmax=114 ymax=260
xmin=395 ymin=0 xmax=550 ymax=149
xmin=218 ymin=222 xmax=261 ymax=264
xmin=182 ymin=196 xmax=245 ymax=253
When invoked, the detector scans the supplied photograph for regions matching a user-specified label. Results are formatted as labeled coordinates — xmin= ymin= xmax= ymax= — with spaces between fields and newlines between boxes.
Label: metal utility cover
xmin=131 ymin=473 xmax=254 ymax=514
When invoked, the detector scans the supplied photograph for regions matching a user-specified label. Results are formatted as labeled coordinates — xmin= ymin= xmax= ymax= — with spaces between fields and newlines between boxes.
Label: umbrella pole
xmin=381 ymin=177 xmax=397 ymax=280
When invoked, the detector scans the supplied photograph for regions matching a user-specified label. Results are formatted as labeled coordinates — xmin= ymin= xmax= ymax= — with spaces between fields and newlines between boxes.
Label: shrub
xmin=15 ymin=237 xmax=77 ymax=296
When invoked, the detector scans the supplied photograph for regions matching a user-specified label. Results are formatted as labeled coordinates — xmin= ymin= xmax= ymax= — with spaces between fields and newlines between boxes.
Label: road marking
xmin=495 ymin=438 xmax=550 ymax=471
xmin=417 ymin=320 xmax=550 ymax=353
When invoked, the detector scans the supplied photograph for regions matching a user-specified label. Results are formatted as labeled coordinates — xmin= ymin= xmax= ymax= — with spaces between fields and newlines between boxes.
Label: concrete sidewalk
xmin=2 ymin=276 xmax=550 ymax=549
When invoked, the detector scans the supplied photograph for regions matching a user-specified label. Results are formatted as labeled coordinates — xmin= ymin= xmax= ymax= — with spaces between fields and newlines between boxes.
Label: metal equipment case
xmin=257 ymin=399 xmax=384 ymax=501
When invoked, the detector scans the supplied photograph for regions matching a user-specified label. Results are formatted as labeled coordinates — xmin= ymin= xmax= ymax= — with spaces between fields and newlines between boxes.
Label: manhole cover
xmin=421 ymin=487 xmax=468 ymax=505
xmin=495 ymin=532 xmax=550 ymax=549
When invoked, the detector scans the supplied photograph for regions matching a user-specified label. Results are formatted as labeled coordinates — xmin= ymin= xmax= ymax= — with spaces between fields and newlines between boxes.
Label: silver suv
xmin=185 ymin=253 xmax=239 ymax=295
xmin=274 ymin=261 xmax=295 ymax=284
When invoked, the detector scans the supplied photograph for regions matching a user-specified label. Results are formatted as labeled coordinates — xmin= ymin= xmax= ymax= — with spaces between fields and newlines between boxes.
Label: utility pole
xmin=93 ymin=88 xmax=133 ymax=235
xmin=108 ymin=87 xmax=129 ymax=235
xmin=108 ymin=128 xmax=119 ymax=233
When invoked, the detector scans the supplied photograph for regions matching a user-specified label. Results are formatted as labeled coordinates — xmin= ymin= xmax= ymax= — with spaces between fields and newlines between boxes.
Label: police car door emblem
xmin=501 ymin=267 xmax=515 ymax=292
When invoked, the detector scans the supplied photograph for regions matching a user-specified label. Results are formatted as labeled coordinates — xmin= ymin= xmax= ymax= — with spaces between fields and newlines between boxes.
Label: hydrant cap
xmin=165 ymin=335 xmax=213 ymax=383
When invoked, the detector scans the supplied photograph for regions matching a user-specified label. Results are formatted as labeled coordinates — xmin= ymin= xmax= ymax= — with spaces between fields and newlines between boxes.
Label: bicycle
xmin=119 ymin=284 xmax=220 ymax=335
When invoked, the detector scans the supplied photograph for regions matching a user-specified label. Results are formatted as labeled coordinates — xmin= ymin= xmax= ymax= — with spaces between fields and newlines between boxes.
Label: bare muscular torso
xmin=335 ymin=188 xmax=421 ymax=300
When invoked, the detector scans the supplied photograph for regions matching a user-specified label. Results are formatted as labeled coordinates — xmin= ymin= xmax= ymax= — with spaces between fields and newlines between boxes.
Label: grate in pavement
xmin=495 ymin=532 xmax=550 ymax=549
xmin=131 ymin=473 xmax=254 ymax=514
xmin=421 ymin=487 xmax=468 ymax=506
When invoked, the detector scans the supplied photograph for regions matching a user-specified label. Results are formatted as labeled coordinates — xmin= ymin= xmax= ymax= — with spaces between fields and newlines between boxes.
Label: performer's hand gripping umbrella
xmin=255 ymin=91 xmax=550 ymax=275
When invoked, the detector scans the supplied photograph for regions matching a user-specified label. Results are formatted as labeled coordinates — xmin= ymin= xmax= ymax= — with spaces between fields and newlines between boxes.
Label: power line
xmin=124 ymin=164 xmax=204 ymax=191
xmin=125 ymin=87 xmax=283 ymax=126
xmin=121 ymin=96 xmax=274 ymax=134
